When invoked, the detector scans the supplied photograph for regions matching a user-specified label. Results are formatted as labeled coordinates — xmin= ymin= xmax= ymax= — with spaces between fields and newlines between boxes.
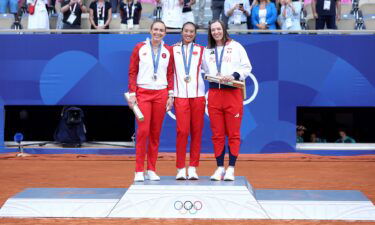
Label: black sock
xmin=228 ymin=147 xmax=237 ymax=167
xmin=216 ymin=146 xmax=225 ymax=167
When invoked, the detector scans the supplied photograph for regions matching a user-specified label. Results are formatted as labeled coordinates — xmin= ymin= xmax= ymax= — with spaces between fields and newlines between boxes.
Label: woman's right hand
xmin=128 ymin=95 xmax=137 ymax=109
xmin=257 ymin=23 xmax=267 ymax=29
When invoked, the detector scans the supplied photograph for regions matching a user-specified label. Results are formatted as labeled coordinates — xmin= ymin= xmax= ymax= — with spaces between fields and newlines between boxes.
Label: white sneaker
xmin=223 ymin=166 xmax=235 ymax=181
xmin=176 ymin=168 xmax=187 ymax=180
xmin=134 ymin=172 xmax=144 ymax=182
xmin=187 ymin=167 xmax=199 ymax=180
xmin=145 ymin=170 xmax=160 ymax=181
xmin=210 ymin=167 xmax=225 ymax=181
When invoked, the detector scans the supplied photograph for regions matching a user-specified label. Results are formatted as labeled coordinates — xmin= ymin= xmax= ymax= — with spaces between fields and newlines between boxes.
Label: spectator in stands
xmin=27 ymin=0 xmax=50 ymax=29
xmin=110 ymin=0 xmax=117 ymax=13
xmin=0 ymin=0 xmax=18 ymax=14
xmin=296 ymin=125 xmax=306 ymax=143
xmin=278 ymin=0 xmax=301 ymax=30
xmin=251 ymin=0 xmax=277 ymax=30
xmin=127 ymin=20 xmax=174 ymax=182
xmin=119 ymin=0 xmax=141 ymax=30
xmin=156 ymin=0 xmax=183 ymax=29
xmin=246 ymin=0 xmax=256 ymax=29
xmin=61 ymin=0 xmax=87 ymax=29
xmin=55 ymin=0 xmax=64 ymax=29
xmin=224 ymin=0 xmax=251 ymax=30
xmin=182 ymin=0 xmax=195 ymax=24
xmin=211 ymin=0 xmax=228 ymax=27
xmin=311 ymin=0 xmax=341 ymax=29
xmin=335 ymin=129 xmax=356 ymax=143
xmin=195 ymin=0 xmax=205 ymax=27
xmin=89 ymin=0 xmax=112 ymax=30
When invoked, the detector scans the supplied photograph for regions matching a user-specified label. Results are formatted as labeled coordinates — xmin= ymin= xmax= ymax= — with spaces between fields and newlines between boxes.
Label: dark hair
xmin=150 ymin=20 xmax=166 ymax=30
xmin=207 ymin=20 xmax=230 ymax=49
xmin=181 ymin=22 xmax=197 ymax=43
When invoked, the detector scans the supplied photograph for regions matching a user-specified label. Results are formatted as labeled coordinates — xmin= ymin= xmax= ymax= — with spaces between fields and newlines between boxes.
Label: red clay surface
xmin=0 ymin=153 xmax=374 ymax=225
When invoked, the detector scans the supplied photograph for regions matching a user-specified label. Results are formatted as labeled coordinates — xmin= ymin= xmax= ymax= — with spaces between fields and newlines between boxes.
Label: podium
xmin=109 ymin=176 xmax=268 ymax=219
xmin=1 ymin=176 xmax=375 ymax=220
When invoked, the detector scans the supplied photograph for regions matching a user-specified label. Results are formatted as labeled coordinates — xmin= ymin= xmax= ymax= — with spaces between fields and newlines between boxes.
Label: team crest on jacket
xmin=193 ymin=51 xmax=198 ymax=55
xmin=162 ymin=53 xmax=167 ymax=58
xmin=143 ymin=52 xmax=147 ymax=56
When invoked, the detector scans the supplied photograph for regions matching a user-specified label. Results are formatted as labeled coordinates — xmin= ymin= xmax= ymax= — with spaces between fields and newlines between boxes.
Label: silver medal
xmin=152 ymin=73 xmax=157 ymax=81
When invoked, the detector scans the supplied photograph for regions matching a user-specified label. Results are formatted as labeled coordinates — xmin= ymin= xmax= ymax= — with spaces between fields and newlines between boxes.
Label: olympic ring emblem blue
xmin=174 ymin=200 xmax=203 ymax=214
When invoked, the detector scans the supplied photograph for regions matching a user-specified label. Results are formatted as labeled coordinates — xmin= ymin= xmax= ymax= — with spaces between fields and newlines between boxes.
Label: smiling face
xmin=182 ymin=23 xmax=196 ymax=44
xmin=150 ymin=21 xmax=166 ymax=44
xmin=210 ymin=22 xmax=224 ymax=44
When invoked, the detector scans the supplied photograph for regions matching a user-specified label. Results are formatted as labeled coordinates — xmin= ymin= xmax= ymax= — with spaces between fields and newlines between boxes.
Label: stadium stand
xmin=0 ymin=0 xmax=374 ymax=30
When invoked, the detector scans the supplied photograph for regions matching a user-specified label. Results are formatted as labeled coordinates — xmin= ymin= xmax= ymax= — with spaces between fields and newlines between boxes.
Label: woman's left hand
xmin=166 ymin=96 xmax=174 ymax=111
xmin=220 ymin=75 xmax=235 ymax=83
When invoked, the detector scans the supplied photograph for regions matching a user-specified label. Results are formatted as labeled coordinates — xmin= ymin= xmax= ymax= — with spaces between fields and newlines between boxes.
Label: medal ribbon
xmin=151 ymin=43 xmax=162 ymax=79
xmin=215 ymin=43 xmax=226 ymax=74
xmin=181 ymin=43 xmax=194 ymax=80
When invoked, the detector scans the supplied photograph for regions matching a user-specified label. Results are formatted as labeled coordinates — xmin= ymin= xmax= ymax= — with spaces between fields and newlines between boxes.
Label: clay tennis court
xmin=0 ymin=152 xmax=374 ymax=225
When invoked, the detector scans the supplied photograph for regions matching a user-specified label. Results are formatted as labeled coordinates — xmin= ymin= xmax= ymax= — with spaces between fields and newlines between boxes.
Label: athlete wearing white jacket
xmin=203 ymin=20 xmax=252 ymax=181
xmin=128 ymin=21 xmax=174 ymax=182
xmin=173 ymin=22 xmax=205 ymax=180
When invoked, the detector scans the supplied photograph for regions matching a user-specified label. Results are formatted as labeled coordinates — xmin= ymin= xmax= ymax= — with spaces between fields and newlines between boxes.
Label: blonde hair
xmin=253 ymin=0 xmax=270 ymax=5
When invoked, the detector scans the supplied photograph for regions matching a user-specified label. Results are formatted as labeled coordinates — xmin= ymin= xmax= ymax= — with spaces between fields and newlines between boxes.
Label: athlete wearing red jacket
xmin=202 ymin=20 xmax=252 ymax=181
xmin=127 ymin=20 xmax=174 ymax=182
xmin=172 ymin=22 xmax=205 ymax=180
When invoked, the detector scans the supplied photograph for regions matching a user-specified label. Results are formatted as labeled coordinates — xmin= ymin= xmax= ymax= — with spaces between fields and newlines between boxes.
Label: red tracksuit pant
xmin=174 ymin=97 xmax=206 ymax=169
xmin=135 ymin=87 xmax=168 ymax=172
xmin=208 ymin=88 xmax=243 ymax=157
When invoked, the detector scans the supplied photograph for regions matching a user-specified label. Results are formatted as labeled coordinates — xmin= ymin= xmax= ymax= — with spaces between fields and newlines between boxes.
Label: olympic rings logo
xmin=173 ymin=200 xmax=203 ymax=214
xmin=167 ymin=72 xmax=259 ymax=120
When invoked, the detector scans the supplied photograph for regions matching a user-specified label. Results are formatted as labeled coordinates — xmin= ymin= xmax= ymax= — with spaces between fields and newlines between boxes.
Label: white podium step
xmin=0 ymin=188 xmax=126 ymax=217
xmin=256 ymin=189 xmax=375 ymax=220
xmin=109 ymin=176 xmax=269 ymax=219
xmin=1 ymin=177 xmax=375 ymax=220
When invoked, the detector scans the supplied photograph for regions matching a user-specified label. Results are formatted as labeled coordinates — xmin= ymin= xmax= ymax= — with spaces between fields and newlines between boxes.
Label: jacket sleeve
xmin=201 ymin=49 xmax=211 ymax=76
xmin=224 ymin=0 xmax=231 ymax=17
xmin=233 ymin=42 xmax=252 ymax=80
xmin=167 ymin=45 xmax=174 ymax=95
xmin=251 ymin=6 xmax=259 ymax=27
xmin=266 ymin=3 xmax=277 ymax=25
xmin=128 ymin=43 xmax=143 ymax=94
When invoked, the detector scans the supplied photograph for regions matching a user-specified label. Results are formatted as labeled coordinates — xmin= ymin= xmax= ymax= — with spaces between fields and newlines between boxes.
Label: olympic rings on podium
xmin=174 ymin=200 xmax=203 ymax=214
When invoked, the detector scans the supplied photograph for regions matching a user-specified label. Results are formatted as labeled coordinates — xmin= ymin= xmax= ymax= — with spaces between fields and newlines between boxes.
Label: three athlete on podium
xmin=127 ymin=19 xmax=252 ymax=182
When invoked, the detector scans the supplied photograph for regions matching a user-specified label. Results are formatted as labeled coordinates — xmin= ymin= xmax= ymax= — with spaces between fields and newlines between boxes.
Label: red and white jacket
xmin=202 ymin=39 xmax=252 ymax=81
xmin=128 ymin=39 xmax=174 ymax=96
xmin=172 ymin=42 xmax=205 ymax=98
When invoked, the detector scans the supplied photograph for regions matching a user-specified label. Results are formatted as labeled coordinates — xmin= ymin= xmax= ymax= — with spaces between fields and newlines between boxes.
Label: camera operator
xmin=224 ymin=0 xmax=251 ymax=30
xmin=61 ymin=0 xmax=87 ymax=29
